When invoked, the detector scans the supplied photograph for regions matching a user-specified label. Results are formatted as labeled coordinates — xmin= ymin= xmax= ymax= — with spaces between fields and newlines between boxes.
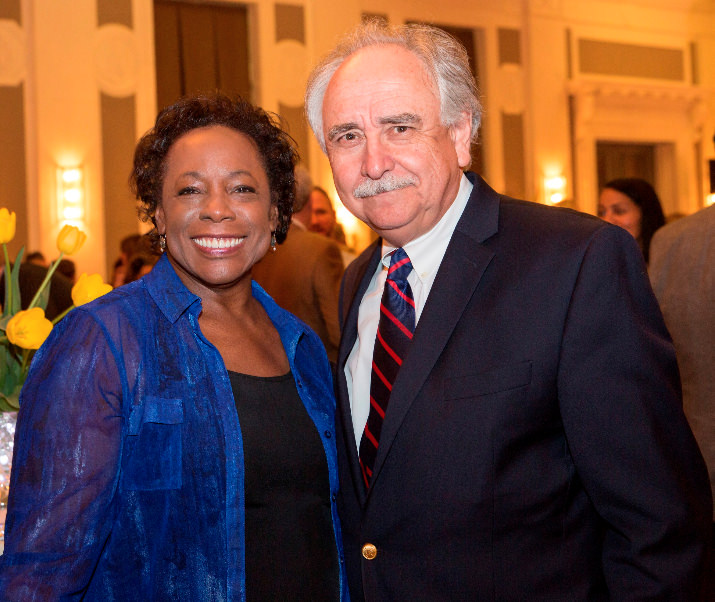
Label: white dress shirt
xmin=345 ymin=174 xmax=474 ymax=447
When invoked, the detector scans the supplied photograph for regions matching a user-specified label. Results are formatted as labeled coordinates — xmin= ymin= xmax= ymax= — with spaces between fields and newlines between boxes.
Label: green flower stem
xmin=52 ymin=304 xmax=75 ymax=325
xmin=27 ymin=251 xmax=64 ymax=310
xmin=19 ymin=348 xmax=31 ymax=378
xmin=2 ymin=243 xmax=11 ymax=313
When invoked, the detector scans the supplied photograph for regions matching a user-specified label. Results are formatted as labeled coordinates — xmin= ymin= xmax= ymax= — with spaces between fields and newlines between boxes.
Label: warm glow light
xmin=62 ymin=206 xmax=84 ymax=220
xmin=57 ymin=166 xmax=86 ymax=224
xmin=335 ymin=203 xmax=360 ymax=248
xmin=62 ymin=168 xmax=82 ymax=184
xmin=544 ymin=176 xmax=566 ymax=189
xmin=335 ymin=204 xmax=358 ymax=231
xmin=544 ymin=175 xmax=567 ymax=205
xmin=63 ymin=188 xmax=82 ymax=203
xmin=706 ymin=194 xmax=715 ymax=206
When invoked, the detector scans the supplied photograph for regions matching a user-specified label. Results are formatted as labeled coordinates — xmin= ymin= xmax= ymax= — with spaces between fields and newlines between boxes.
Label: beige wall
xmin=1 ymin=0 xmax=713 ymax=276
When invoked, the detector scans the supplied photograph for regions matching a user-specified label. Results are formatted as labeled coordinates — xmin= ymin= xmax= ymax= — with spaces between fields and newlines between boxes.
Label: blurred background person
xmin=310 ymin=186 xmax=340 ymax=240
xmin=110 ymin=233 xmax=142 ymax=287
xmin=0 ymin=93 xmax=348 ymax=601
xmin=253 ymin=166 xmax=343 ymax=363
xmin=1 ymin=260 xmax=73 ymax=322
xmin=110 ymin=233 xmax=160 ymax=286
xmin=649 ymin=203 xmax=715 ymax=597
xmin=310 ymin=186 xmax=357 ymax=267
xmin=598 ymin=177 xmax=666 ymax=264
xmin=55 ymin=258 xmax=76 ymax=283
xmin=123 ymin=251 xmax=159 ymax=284
xmin=122 ymin=235 xmax=162 ymax=284
xmin=23 ymin=251 xmax=48 ymax=267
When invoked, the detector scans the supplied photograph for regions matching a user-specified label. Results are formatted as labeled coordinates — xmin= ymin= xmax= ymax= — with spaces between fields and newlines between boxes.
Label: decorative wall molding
xmin=529 ymin=0 xmax=563 ymax=17
xmin=568 ymin=74 xmax=712 ymax=214
xmin=93 ymin=24 xmax=137 ymax=97
xmin=567 ymin=79 xmax=709 ymax=105
xmin=567 ymin=79 xmax=713 ymax=140
xmin=273 ymin=39 xmax=309 ymax=107
xmin=0 ymin=20 xmax=25 ymax=86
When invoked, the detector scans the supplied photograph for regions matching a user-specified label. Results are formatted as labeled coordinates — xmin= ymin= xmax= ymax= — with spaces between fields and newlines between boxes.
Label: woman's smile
xmin=193 ymin=236 xmax=246 ymax=251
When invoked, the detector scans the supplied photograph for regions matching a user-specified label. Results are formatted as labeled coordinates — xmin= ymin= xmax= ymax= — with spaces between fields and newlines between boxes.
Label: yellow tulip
xmin=56 ymin=224 xmax=87 ymax=255
xmin=0 ymin=208 xmax=16 ymax=244
xmin=71 ymin=273 xmax=113 ymax=306
xmin=6 ymin=307 xmax=53 ymax=350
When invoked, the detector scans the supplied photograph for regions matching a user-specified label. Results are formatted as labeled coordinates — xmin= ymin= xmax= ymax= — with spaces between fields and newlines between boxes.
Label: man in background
xmin=253 ymin=166 xmax=343 ymax=363
xmin=649 ymin=203 xmax=715 ymax=597
xmin=305 ymin=19 xmax=711 ymax=600
xmin=310 ymin=186 xmax=339 ymax=239
xmin=310 ymin=186 xmax=357 ymax=267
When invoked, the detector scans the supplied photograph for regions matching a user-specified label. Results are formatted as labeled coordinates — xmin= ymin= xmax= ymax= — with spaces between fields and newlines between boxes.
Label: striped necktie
xmin=359 ymin=248 xmax=415 ymax=488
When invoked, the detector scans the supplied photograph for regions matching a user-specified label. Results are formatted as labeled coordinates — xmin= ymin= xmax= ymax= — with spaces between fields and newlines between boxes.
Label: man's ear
xmin=450 ymin=112 xmax=474 ymax=169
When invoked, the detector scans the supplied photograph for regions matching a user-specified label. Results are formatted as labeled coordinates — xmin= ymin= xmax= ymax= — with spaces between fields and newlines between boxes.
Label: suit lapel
xmin=337 ymin=242 xmax=382 ymax=505
xmin=369 ymin=173 xmax=501 ymax=489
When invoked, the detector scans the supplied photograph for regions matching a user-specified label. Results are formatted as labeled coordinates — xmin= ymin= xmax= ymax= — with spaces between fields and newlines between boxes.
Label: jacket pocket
xmin=444 ymin=361 xmax=532 ymax=400
xmin=124 ymin=396 xmax=183 ymax=490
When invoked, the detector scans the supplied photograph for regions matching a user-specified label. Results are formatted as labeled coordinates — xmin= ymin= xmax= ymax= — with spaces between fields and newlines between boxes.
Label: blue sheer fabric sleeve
xmin=0 ymin=308 xmax=123 ymax=600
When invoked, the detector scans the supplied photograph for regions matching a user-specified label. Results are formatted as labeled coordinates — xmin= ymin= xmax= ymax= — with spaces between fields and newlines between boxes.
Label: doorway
xmin=153 ymin=1 xmax=251 ymax=112
xmin=596 ymin=141 xmax=677 ymax=215
xmin=596 ymin=142 xmax=655 ymax=191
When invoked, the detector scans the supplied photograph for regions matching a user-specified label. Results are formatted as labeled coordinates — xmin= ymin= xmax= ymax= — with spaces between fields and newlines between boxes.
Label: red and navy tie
xmin=359 ymin=248 xmax=415 ymax=488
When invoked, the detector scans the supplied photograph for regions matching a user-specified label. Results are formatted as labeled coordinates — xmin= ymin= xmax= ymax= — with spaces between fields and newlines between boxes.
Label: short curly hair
xmin=130 ymin=93 xmax=298 ymax=247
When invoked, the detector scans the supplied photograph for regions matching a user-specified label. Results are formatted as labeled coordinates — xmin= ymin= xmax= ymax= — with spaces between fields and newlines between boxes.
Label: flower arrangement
xmin=0 ymin=208 xmax=113 ymax=411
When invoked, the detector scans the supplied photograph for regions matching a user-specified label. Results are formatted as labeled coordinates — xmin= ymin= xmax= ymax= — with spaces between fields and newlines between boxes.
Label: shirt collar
xmin=145 ymin=253 xmax=309 ymax=360
xmin=380 ymin=173 xmax=473 ymax=281
xmin=145 ymin=253 xmax=201 ymax=324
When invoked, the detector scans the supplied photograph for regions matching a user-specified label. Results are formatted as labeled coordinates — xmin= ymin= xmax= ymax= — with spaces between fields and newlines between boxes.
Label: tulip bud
xmin=0 ymin=208 xmax=16 ymax=244
xmin=56 ymin=224 xmax=87 ymax=255
xmin=6 ymin=307 xmax=53 ymax=350
xmin=72 ymin=273 xmax=113 ymax=307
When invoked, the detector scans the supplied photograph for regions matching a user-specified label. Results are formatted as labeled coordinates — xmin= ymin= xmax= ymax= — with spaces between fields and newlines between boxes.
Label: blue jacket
xmin=0 ymin=254 xmax=349 ymax=601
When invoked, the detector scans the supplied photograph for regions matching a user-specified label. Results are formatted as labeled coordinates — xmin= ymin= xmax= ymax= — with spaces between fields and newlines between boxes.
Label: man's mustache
xmin=353 ymin=174 xmax=417 ymax=198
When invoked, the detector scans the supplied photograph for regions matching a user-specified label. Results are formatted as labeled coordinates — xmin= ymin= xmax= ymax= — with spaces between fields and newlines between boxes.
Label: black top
xmin=229 ymin=370 xmax=339 ymax=601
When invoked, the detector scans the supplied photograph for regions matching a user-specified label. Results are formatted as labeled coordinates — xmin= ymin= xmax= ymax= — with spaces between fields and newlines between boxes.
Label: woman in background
xmin=598 ymin=177 xmax=666 ymax=264
xmin=0 ymin=93 xmax=348 ymax=601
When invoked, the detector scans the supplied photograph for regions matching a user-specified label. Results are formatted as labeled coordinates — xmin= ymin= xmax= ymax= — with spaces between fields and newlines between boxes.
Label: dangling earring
xmin=159 ymin=233 xmax=166 ymax=252
xmin=270 ymin=232 xmax=277 ymax=253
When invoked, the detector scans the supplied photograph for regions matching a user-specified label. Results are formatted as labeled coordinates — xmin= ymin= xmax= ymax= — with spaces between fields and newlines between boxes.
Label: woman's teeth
xmin=194 ymin=237 xmax=243 ymax=249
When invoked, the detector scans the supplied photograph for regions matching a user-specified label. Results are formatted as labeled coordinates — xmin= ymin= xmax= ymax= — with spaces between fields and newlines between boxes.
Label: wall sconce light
xmin=544 ymin=176 xmax=567 ymax=205
xmin=57 ymin=166 xmax=86 ymax=223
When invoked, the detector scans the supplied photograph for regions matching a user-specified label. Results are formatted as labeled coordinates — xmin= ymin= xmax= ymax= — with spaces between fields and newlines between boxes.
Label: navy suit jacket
xmin=336 ymin=173 xmax=712 ymax=601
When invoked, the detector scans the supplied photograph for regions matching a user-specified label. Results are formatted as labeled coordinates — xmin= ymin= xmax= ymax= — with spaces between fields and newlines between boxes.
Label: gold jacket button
xmin=362 ymin=543 xmax=377 ymax=560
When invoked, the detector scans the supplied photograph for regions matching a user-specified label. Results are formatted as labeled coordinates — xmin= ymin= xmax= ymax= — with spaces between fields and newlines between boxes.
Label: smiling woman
xmin=0 ymin=94 xmax=349 ymax=601
xmin=155 ymin=125 xmax=278 ymax=294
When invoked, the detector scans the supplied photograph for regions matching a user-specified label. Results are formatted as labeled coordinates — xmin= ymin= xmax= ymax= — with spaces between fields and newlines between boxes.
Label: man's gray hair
xmin=305 ymin=19 xmax=482 ymax=153
xmin=293 ymin=164 xmax=313 ymax=212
